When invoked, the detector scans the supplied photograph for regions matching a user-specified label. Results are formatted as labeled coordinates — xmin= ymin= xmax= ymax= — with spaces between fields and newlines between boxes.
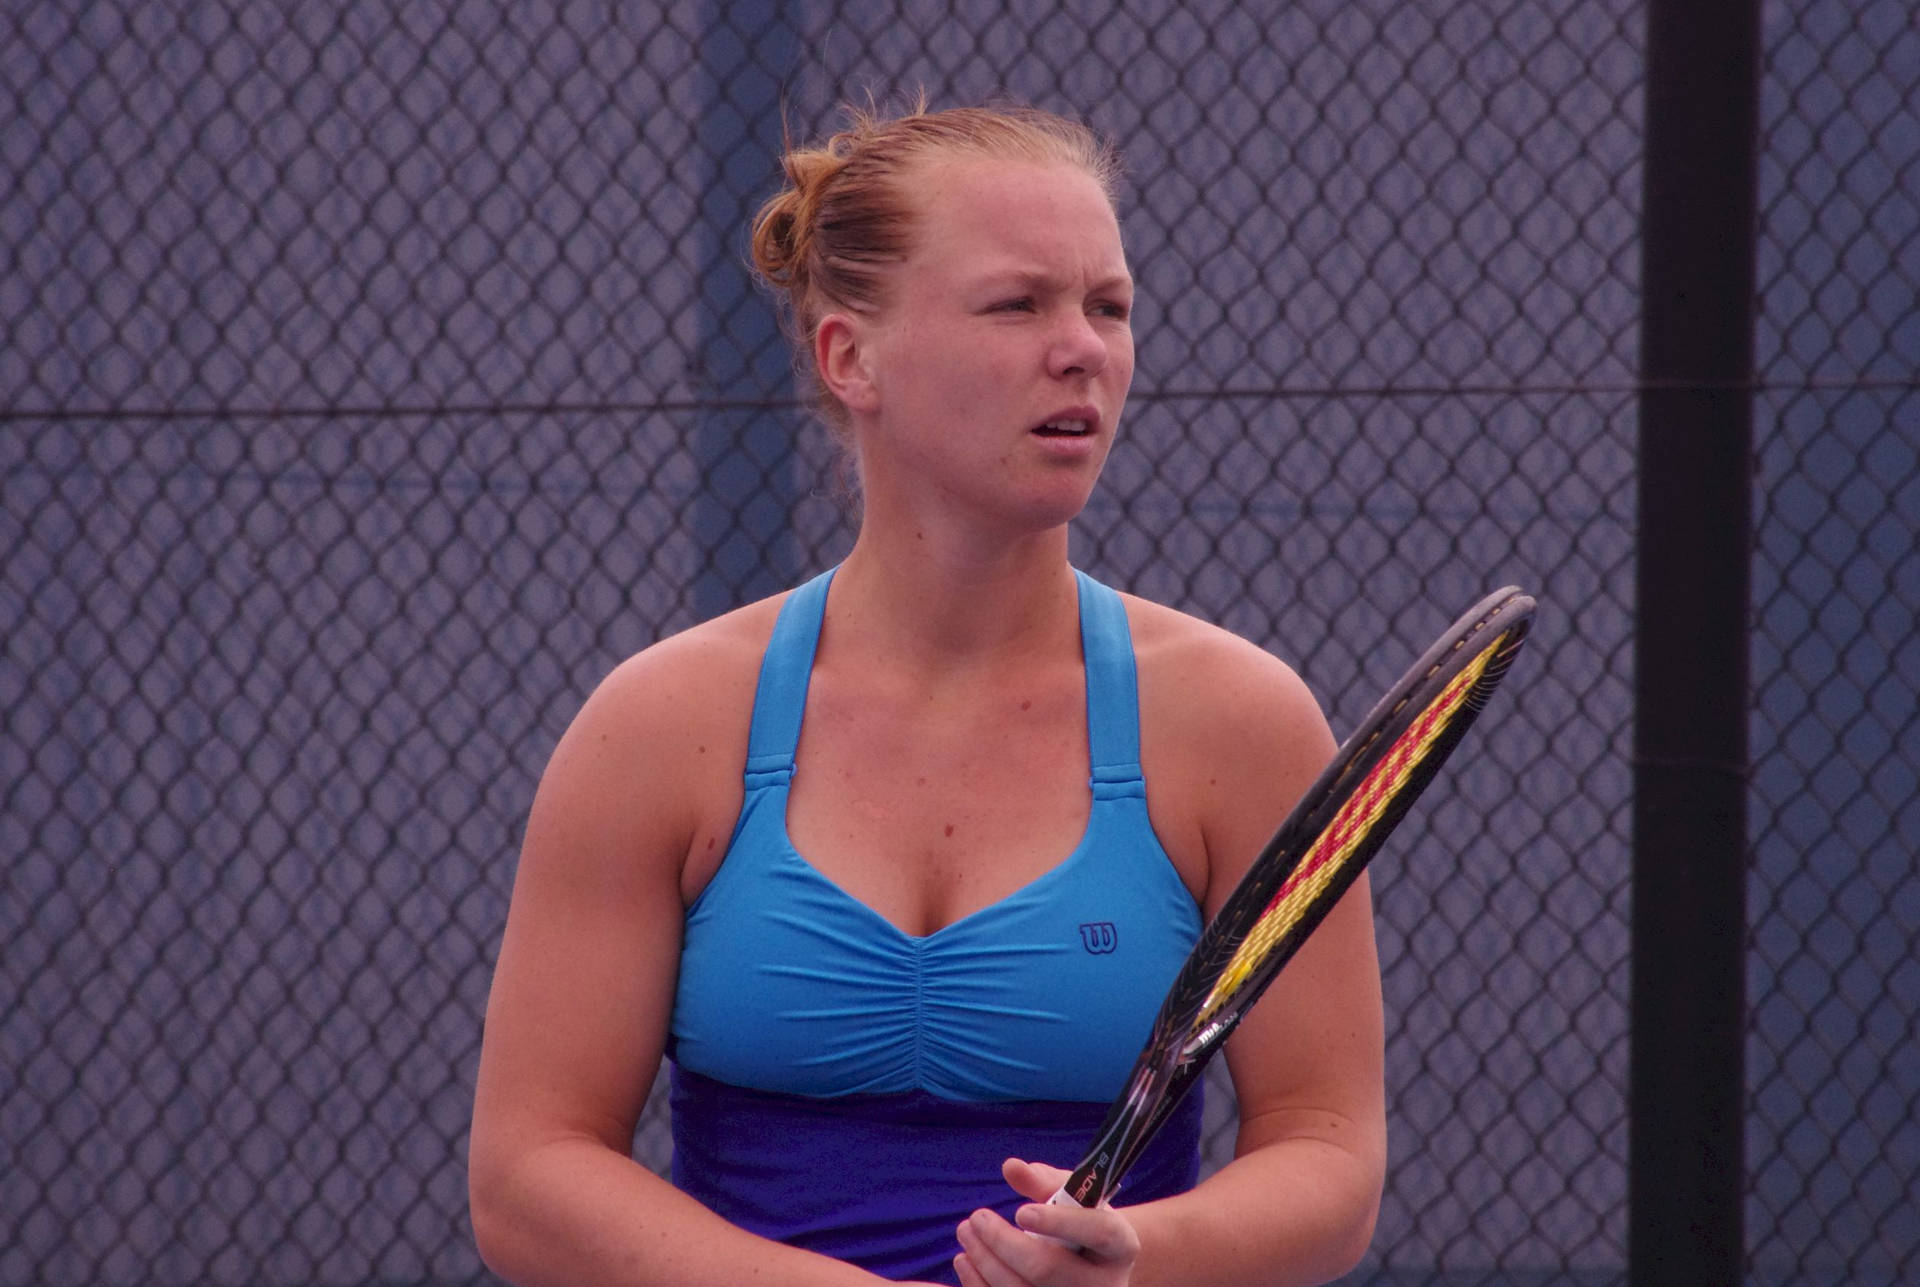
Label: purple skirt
xmin=669 ymin=1064 xmax=1204 ymax=1284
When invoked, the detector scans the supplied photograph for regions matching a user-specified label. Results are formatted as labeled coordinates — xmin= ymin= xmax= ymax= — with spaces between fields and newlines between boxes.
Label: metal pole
xmin=1631 ymin=0 xmax=1761 ymax=1283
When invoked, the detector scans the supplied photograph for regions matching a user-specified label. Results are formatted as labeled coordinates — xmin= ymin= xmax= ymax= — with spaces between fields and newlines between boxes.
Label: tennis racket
xmin=1051 ymin=585 xmax=1535 ymax=1212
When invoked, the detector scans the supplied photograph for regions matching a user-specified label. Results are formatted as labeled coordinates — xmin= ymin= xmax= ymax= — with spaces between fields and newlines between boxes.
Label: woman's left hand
xmin=952 ymin=1159 xmax=1139 ymax=1287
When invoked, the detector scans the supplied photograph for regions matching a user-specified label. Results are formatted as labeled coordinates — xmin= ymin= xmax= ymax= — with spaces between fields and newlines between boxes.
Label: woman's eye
xmin=994 ymin=297 xmax=1035 ymax=312
xmin=1094 ymin=300 xmax=1132 ymax=321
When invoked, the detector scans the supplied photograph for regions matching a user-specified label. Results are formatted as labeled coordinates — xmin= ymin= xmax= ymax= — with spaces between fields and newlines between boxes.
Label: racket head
xmin=1058 ymin=586 xmax=1535 ymax=1207
xmin=1180 ymin=585 xmax=1535 ymax=1044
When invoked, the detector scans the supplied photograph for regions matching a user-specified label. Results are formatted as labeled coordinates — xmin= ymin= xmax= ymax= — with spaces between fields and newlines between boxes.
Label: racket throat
xmin=1180 ymin=1016 xmax=1235 ymax=1061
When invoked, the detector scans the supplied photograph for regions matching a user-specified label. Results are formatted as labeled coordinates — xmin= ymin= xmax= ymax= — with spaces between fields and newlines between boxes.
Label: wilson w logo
xmin=1078 ymin=922 xmax=1118 ymax=954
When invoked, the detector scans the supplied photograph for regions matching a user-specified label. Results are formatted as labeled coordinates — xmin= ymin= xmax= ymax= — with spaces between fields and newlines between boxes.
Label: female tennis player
xmin=469 ymin=98 xmax=1385 ymax=1286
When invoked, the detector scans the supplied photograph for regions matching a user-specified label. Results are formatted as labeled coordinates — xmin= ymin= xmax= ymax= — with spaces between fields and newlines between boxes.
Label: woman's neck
xmin=828 ymin=521 xmax=1080 ymax=675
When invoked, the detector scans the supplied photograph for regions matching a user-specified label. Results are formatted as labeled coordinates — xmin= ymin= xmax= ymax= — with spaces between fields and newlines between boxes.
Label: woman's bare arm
xmin=468 ymin=620 xmax=916 ymax=1286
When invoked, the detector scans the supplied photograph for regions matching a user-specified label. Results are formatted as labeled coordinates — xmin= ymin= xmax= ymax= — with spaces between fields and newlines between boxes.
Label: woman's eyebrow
xmin=972 ymin=267 xmax=1134 ymax=294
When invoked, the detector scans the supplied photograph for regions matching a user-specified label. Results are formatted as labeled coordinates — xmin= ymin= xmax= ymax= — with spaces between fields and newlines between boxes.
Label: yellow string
xmin=1191 ymin=639 xmax=1501 ymax=1029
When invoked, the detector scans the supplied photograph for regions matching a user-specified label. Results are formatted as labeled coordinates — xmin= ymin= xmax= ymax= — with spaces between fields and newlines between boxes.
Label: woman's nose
xmin=1049 ymin=312 xmax=1108 ymax=379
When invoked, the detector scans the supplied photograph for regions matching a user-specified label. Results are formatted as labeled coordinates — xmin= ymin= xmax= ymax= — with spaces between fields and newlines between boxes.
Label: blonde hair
xmin=750 ymin=96 xmax=1122 ymax=424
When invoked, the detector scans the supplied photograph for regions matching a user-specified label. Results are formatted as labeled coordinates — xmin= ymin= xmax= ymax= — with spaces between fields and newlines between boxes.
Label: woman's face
xmin=843 ymin=157 xmax=1136 ymax=537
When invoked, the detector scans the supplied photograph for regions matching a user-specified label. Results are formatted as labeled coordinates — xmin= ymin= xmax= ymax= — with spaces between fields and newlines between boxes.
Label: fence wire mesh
xmin=1746 ymin=2 xmax=1920 ymax=1285
xmin=0 ymin=1 xmax=1910 ymax=1285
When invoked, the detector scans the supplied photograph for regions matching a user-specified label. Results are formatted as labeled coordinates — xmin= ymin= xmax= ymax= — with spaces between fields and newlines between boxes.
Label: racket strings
xmin=1190 ymin=634 xmax=1508 ymax=1029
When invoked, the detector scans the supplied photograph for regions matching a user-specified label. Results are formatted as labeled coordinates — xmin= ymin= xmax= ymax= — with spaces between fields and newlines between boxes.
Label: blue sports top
xmin=667 ymin=1064 xmax=1205 ymax=1284
xmin=665 ymin=567 xmax=1208 ymax=1282
xmin=669 ymin=566 xmax=1204 ymax=1104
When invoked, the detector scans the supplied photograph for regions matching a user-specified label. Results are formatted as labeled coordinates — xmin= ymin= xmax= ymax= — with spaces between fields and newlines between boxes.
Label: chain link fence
xmin=0 ymin=1 xmax=1910 ymax=1284
xmin=1746 ymin=3 xmax=1919 ymax=1285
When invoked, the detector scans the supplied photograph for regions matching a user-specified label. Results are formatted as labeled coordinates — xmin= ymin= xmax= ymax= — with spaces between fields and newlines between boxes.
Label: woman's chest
xmin=784 ymin=689 xmax=1093 ymax=938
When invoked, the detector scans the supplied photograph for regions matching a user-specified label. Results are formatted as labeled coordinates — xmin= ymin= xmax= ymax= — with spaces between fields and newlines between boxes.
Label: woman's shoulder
xmin=555 ymin=589 xmax=792 ymax=787
xmin=1117 ymin=590 xmax=1326 ymax=738
xmin=1118 ymin=589 xmax=1338 ymax=902
xmin=532 ymin=588 xmax=798 ymax=894
xmin=610 ymin=592 xmax=782 ymax=695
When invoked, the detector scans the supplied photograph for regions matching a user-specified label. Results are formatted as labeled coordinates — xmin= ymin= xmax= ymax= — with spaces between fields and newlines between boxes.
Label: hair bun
xmin=751 ymin=148 xmax=842 ymax=290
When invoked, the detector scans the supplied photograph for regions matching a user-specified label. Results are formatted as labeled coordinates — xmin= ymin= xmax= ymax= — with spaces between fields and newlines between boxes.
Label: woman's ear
xmin=815 ymin=313 xmax=879 ymax=415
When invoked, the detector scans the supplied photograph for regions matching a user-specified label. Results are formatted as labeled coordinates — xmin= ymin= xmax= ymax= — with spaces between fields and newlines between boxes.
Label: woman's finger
xmin=1014 ymin=1199 xmax=1140 ymax=1265
xmin=956 ymin=1215 xmax=1022 ymax=1286
xmin=960 ymin=1207 xmax=1075 ymax=1286
xmin=1002 ymin=1156 xmax=1074 ymax=1202
xmin=952 ymin=1249 xmax=991 ymax=1287
xmin=1000 ymin=1157 xmax=1140 ymax=1265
